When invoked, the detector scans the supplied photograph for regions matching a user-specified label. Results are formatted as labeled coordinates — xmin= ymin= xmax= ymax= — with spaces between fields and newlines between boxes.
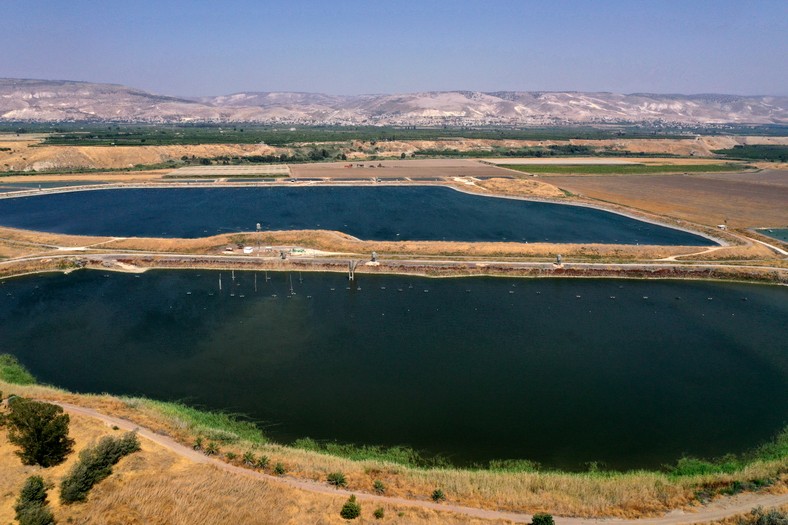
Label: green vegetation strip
xmin=712 ymin=145 xmax=788 ymax=162
xmin=500 ymin=163 xmax=748 ymax=175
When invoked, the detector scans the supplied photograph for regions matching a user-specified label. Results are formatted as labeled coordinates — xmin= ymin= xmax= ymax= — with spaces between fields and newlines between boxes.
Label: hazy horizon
xmin=1 ymin=0 xmax=786 ymax=98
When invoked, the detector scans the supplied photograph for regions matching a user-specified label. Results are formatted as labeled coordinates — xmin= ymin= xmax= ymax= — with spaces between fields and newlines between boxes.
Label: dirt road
xmin=55 ymin=401 xmax=788 ymax=525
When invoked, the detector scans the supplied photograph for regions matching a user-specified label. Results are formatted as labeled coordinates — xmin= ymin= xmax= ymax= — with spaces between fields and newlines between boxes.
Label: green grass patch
xmin=126 ymin=397 xmax=268 ymax=445
xmin=292 ymin=437 xmax=450 ymax=468
xmin=0 ymin=354 xmax=36 ymax=385
xmin=712 ymin=145 xmax=788 ymax=162
xmin=500 ymin=163 xmax=748 ymax=175
xmin=668 ymin=426 xmax=788 ymax=477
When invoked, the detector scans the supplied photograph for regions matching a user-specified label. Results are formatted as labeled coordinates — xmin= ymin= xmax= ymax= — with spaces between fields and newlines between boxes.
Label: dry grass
xmin=702 ymin=504 xmax=788 ymax=525
xmin=0 ymin=397 xmax=504 ymax=525
xmin=469 ymin=177 xmax=567 ymax=199
xmin=3 ymin=381 xmax=787 ymax=520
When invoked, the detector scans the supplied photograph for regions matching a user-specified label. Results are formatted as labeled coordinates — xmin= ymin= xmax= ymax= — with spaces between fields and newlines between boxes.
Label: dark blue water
xmin=758 ymin=228 xmax=788 ymax=243
xmin=0 ymin=187 xmax=714 ymax=244
xmin=1 ymin=271 xmax=785 ymax=470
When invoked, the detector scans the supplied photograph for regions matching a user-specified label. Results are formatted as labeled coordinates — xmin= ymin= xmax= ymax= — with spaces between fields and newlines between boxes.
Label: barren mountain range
xmin=1 ymin=78 xmax=785 ymax=126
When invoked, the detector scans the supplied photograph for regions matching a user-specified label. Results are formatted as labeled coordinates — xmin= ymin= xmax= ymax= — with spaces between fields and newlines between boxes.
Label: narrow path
xmin=54 ymin=401 xmax=788 ymax=525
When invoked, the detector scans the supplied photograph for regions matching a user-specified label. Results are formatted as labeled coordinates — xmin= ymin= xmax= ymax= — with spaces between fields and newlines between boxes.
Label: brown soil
xmin=545 ymin=171 xmax=788 ymax=228
xmin=289 ymin=159 xmax=512 ymax=179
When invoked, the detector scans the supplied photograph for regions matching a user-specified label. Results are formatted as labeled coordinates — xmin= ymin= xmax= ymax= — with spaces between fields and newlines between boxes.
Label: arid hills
xmin=1 ymin=78 xmax=785 ymax=125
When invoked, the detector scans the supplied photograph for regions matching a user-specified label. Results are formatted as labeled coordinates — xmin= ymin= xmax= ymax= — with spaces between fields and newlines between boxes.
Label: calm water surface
xmin=1 ymin=271 xmax=785 ymax=470
xmin=0 ymin=186 xmax=713 ymax=244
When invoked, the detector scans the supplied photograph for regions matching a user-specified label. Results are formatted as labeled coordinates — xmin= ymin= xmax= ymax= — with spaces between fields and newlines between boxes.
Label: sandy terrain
xmin=0 ymin=140 xmax=283 ymax=172
xmin=546 ymin=170 xmax=788 ymax=228
xmin=289 ymin=159 xmax=513 ymax=179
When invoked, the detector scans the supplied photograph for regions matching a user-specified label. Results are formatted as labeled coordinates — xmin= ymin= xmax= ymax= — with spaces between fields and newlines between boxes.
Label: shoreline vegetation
xmin=1 ymin=356 xmax=786 ymax=518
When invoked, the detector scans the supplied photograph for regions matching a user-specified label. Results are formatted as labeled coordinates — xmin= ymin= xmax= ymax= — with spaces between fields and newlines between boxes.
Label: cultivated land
xmin=1 ymin=129 xmax=787 ymax=524
xmin=541 ymin=170 xmax=788 ymax=229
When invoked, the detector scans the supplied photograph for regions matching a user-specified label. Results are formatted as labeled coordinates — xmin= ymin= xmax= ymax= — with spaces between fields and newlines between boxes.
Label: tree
xmin=7 ymin=398 xmax=74 ymax=467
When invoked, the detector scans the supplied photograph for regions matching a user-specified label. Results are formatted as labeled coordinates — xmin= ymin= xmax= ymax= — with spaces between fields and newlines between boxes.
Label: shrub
xmin=14 ymin=476 xmax=55 ymax=525
xmin=373 ymin=507 xmax=385 ymax=519
xmin=747 ymin=506 xmax=788 ymax=525
xmin=531 ymin=513 xmax=555 ymax=525
xmin=60 ymin=432 xmax=140 ymax=503
xmin=7 ymin=398 xmax=74 ymax=467
xmin=192 ymin=437 xmax=203 ymax=450
xmin=431 ymin=488 xmax=446 ymax=502
xmin=16 ymin=505 xmax=56 ymax=525
xmin=204 ymin=442 xmax=219 ymax=456
xmin=340 ymin=495 xmax=361 ymax=520
xmin=14 ymin=476 xmax=48 ymax=513
xmin=327 ymin=471 xmax=347 ymax=488
xmin=225 ymin=451 xmax=237 ymax=462
xmin=242 ymin=451 xmax=255 ymax=466
xmin=256 ymin=455 xmax=269 ymax=469
xmin=274 ymin=462 xmax=286 ymax=475
xmin=373 ymin=479 xmax=386 ymax=494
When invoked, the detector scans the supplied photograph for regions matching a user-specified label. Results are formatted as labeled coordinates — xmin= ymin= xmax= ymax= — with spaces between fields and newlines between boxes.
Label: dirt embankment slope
xmin=0 ymin=139 xmax=283 ymax=172
xmin=2 ymin=135 xmax=786 ymax=172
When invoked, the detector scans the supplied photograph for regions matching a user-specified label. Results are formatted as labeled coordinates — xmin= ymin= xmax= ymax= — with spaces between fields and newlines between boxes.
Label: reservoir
xmin=0 ymin=186 xmax=714 ymax=244
xmin=1 ymin=270 xmax=785 ymax=470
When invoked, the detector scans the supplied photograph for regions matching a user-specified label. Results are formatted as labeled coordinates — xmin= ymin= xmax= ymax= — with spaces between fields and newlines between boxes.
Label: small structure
xmin=717 ymin=224 xmax=727 ymax=230
xmin=556 ymin=254 xmax=562 ymax=265
xmin=371 ymin=251 xmax=378 ymax=262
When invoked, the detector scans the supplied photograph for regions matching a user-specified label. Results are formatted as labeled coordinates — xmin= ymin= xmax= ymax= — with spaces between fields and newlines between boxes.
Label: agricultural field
xmin=545 ymin=170 xmax=788 ymax=228
xmin=498 ymin=163 xmax=750 ymax=175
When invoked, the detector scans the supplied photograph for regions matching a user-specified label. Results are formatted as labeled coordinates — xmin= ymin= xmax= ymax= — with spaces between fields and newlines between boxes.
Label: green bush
xmin=225 ymin=451 xmax=237 ymax=462
xmin=431 ymin=488 xmax=446 ymax=502
xmin=242 ymin=451 xmax=255 ymax=466
xmin=14 ymin=476 xmax=55 ymax=525
xmin=373 ymin=507 xmax=385 ymax=519
xmin=7 ymin=398 xmax=74 ymax=467
xmin=274 ymin=462 xmax=286 ymax=476
xmin=16 ymin=505 xmax=56 ymax=525
xmin=327 ymin=471 xmax=347 ymax=488
xmin=531 ymin=513 xmax=555 ymax=525
xmin=340 ymin=495 xmax=361 ymax=520
xmin=204 ymin=442 xmax=219 ymax=456
xmin=373 ymin=479 xmax=386 ymax=494
xmin=256 ymin=455 xmax=269 ymax=469
xmin=60 ymin=432 xmax=140 ymax=503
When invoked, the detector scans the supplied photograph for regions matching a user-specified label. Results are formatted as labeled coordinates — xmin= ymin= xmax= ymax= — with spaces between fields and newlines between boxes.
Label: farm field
xmin=498 ymin=163 xmax=749 ymax=175
xmin=545 ymin=170 xmax=788 ymax=228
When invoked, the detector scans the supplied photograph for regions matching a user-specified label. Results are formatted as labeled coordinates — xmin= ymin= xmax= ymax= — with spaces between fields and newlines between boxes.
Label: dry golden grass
xmin=102 ymin=230 xmax=713 ymax=261
xmin=3 ymin=381 xmax=787 ymax=520
xmin=469 ymin=177 xmax=567 ymax=199
xmin=0 ymin=225 xmax=114 ymax=247
xmin=0 ymin=397 xmax=506 ymax=525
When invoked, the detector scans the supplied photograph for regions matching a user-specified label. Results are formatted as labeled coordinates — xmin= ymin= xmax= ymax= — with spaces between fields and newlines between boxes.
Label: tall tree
xmin=7 ymin=398 xmax=74 ymax=467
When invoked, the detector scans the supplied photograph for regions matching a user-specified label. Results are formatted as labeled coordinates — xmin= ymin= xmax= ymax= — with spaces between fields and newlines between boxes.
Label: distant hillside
xmin=1 ymin=78 xmax=785 ymax=125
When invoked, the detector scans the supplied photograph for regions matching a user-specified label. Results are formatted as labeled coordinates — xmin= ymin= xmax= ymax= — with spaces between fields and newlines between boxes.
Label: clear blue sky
xmin=2 ymin=0 xmax=786 ymax=96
